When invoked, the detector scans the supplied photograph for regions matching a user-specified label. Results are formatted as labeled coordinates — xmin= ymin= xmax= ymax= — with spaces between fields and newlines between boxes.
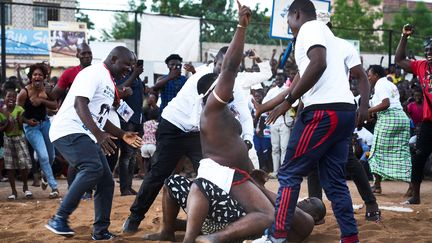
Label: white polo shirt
xmin=295 ymin=20 xmax=354 ymax=108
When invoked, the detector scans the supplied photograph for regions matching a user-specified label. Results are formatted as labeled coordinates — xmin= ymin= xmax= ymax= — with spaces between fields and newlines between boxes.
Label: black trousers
xmin=129 ymin=118 xmax=202 ymax=221
xmin=411 ymin=121 xmax=432 ymax=184
xmin=118 ymin=121 xmax=143 ymax=193
xmin=308 ymin=139 xmax=376 ymax=205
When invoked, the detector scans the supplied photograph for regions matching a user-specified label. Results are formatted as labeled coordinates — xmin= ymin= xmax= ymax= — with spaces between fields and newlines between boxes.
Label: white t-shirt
xmin=262 ymin=85 xmax=293 ymax=125
xmin=295 ymin=20 xmax=354 ymax=107
xmin=336 ymin=37 xmax=361 ymax=75
xmin=370 ymin=77 xmax=402 ymax=109
xmin=50 ymin=63 xmax=116 ymax=143
xmin=162 ymin=64 xmax=254 ymax=142
xmin=354 ymin=127 xmax=374 ymax=146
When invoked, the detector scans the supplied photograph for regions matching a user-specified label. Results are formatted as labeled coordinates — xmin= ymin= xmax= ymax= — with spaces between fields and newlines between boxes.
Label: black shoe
xmin=122 ymin=216 xmax=140 ymax=233
xmin=91 ymin=231 xmax=117 ymax=240
xmin=45 ymin=215 xmax=75 ymax=237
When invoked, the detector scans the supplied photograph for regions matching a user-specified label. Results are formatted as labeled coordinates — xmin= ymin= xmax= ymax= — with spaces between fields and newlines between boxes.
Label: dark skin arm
xmin=49 ymin=85 xmax=66 ymax=101
xmin=266 ymin=46 xmax=327 ymax=124
xmin=14 ymin=64 xmax=26 ymax=89
xmin=395 ymin=24 xmax=414 ymax=73
xmin=153 ymin=68 xmax=181 ymax=91
xmin=252 ymin=73 xmax=299 ymax=119
xmin=31 ymin=96 xmax=58 ymax=110
xmin=368 ymin=98 xmax=390 ymax=114
xmin=104 ymin=120 xmax=143 ymax=148
xmin=350 ymin=64 xmax=370 ymax=125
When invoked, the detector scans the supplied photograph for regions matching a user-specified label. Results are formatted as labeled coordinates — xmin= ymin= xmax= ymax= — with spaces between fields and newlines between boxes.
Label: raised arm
xmin=395 ymin=24 xmax=413 ymax=73
xmin=208 ymin=2 xmax=251 ymax=109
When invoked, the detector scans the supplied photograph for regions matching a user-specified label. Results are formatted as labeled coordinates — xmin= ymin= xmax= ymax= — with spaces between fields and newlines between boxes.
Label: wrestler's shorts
xmin=165 ymin=173 xmax=248 ymax=234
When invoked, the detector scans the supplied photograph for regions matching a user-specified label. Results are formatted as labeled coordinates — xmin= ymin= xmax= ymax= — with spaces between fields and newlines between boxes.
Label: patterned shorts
xmin=3 ymin=135 xmax=32 ymax=170
xmin=165 ymin=174 xmax=246 ymax=234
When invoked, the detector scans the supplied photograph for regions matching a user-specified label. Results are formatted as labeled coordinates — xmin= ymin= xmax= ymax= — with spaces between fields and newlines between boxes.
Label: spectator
xmin=116 ymin=55 xmax=144 ymax=196
xmin=17 ymin=63 xmax=59 ymax=199
xmin=395 ymin=25 xmax=432 ymax=204
xmin=0 ymin=85 xmax=32 ymax=200
xmin=262 ymin=72 xmax=292 ymax=177
xmin=407 ymin=88 xmax=424 ymax=129
xmin=140 ymin=100 xmax=158 ymax=174
xmin=49 ymin=43 xmax=93 ymax=101
xmin=153 ymin=54 xmax=187 ymax=116
xmin=251 ymin=89 xmax=272 ymax=172
xmin=367 ymin=65 xmax=411 ymax=194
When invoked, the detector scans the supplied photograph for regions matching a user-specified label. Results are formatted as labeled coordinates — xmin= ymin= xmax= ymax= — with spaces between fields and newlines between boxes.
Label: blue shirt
xmin=159 ymin=75 xmax=187 ymax=114
xmin=116 ymin=74 xmax=144 ymax=124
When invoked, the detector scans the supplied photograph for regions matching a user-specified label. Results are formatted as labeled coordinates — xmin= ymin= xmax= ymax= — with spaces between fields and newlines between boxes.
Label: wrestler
xmin=141 ymin=2 xmax=323 ymax=242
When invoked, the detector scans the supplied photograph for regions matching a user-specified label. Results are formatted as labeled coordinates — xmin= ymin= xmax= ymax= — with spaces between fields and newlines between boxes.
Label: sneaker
xmin=45 ymin=215 xmax=75 ymax=237
xmin=122 ymin=216 xmax=140 ymax=233
xmin=91 ymin=231 xmax=117 ymax=240
xmin=49 ymin=189 xmax=60 ymax=199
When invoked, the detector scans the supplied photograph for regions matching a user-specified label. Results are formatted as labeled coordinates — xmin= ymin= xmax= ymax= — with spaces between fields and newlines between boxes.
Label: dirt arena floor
xmin=0 ymin=177 xmax=431 ymax=242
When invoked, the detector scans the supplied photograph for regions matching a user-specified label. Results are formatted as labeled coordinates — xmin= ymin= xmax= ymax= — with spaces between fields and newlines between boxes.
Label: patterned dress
xmin=369 ymin=78 xmax=411 ymax=181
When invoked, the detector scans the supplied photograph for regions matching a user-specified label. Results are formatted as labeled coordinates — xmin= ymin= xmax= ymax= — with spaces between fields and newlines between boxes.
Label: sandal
xmin=49 ymin=189 xmax=59 ymax=199
xmin=24 ymin=190 xmax=33 ymax=199
xmin=7 ymin=194 xmax=17 ymax=200
xmin=365 ymin=209 xmax=381 ymax=222
xmin=371 ymin=185 xmax=382 ymax=194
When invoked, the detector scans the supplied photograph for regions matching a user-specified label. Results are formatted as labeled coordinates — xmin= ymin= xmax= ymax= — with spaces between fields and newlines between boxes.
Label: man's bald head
xmin=76 ymin=42 xmax=92 ymax=68
xmin=104 ymin=46 xmax=134 ymax=79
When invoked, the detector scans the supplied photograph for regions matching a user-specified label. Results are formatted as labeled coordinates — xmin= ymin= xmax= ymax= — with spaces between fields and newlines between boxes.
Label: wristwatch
xmin=244 ymin=140 xmax=253 ymax=150
xmin=284 ymin=92 xmax=297 ymax=105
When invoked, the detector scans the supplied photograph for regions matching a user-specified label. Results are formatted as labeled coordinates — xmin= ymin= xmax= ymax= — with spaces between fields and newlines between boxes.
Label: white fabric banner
xmin=139 ymin=14 xmax=200 ymax=62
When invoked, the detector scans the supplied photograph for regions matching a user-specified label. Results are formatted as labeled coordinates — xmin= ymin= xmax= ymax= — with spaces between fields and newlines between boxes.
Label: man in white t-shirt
xmin=45 ymin=46 xmax=143 ymax=240
xmin=261 ymin=1 xmax=360 ymax=242
xmin=262 ymin=73 xmax=292 ymax=175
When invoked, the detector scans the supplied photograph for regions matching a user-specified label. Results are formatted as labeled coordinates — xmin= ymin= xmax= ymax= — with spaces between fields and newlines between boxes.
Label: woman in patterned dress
xmin=367 ymin=65 xmax=411 ymax=194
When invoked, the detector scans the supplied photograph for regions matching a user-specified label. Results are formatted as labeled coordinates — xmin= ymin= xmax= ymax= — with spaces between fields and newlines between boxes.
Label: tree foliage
xmin=75 ymin=0 xmax=95 ymax=40
xmin=130 ymin=0 xmax=275 ymax=44
xmin=101 ymin=0 xmax=146 ymax=41
xmin=331 ymin=0 xmax=383 ymax=52
xmin=383 ymin=2 xmax=432 ymax=56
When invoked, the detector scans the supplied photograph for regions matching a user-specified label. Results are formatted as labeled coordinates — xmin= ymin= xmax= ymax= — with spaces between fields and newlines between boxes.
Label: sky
xmin=78 ymin=0 xmax=273 ymax=40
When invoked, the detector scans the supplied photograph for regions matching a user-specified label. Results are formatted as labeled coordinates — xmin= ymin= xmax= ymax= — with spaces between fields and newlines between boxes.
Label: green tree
xmin=75 ymin=1 xmax=95 ymax=40
xmin=384 ymin=2 xmax=432 ymax=56
xmin=331 ymin=0 xmax=383 ymax=52
xmin=108 ymin=0 xmax=274 ymax=45
xmin=101 ymin=0 xmax=146 ymax=41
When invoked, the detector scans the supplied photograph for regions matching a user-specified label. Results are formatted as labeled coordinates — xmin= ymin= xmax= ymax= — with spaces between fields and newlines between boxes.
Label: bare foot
xmin=195 ymin=235 xmax=218 ymax=243
xmin=142 ymin=231 xmax=175 ymax=241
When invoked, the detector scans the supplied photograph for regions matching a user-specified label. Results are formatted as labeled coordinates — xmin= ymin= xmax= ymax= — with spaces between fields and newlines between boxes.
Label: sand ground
xmin=0 ymin=177 xmax=431 ymax=243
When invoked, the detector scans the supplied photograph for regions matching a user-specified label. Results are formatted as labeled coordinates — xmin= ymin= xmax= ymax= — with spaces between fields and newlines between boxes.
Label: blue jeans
xmin=24 ymin=120 xmax=57 ymax=190
xmin=53 ymin=134 xmax=114 ymax=235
